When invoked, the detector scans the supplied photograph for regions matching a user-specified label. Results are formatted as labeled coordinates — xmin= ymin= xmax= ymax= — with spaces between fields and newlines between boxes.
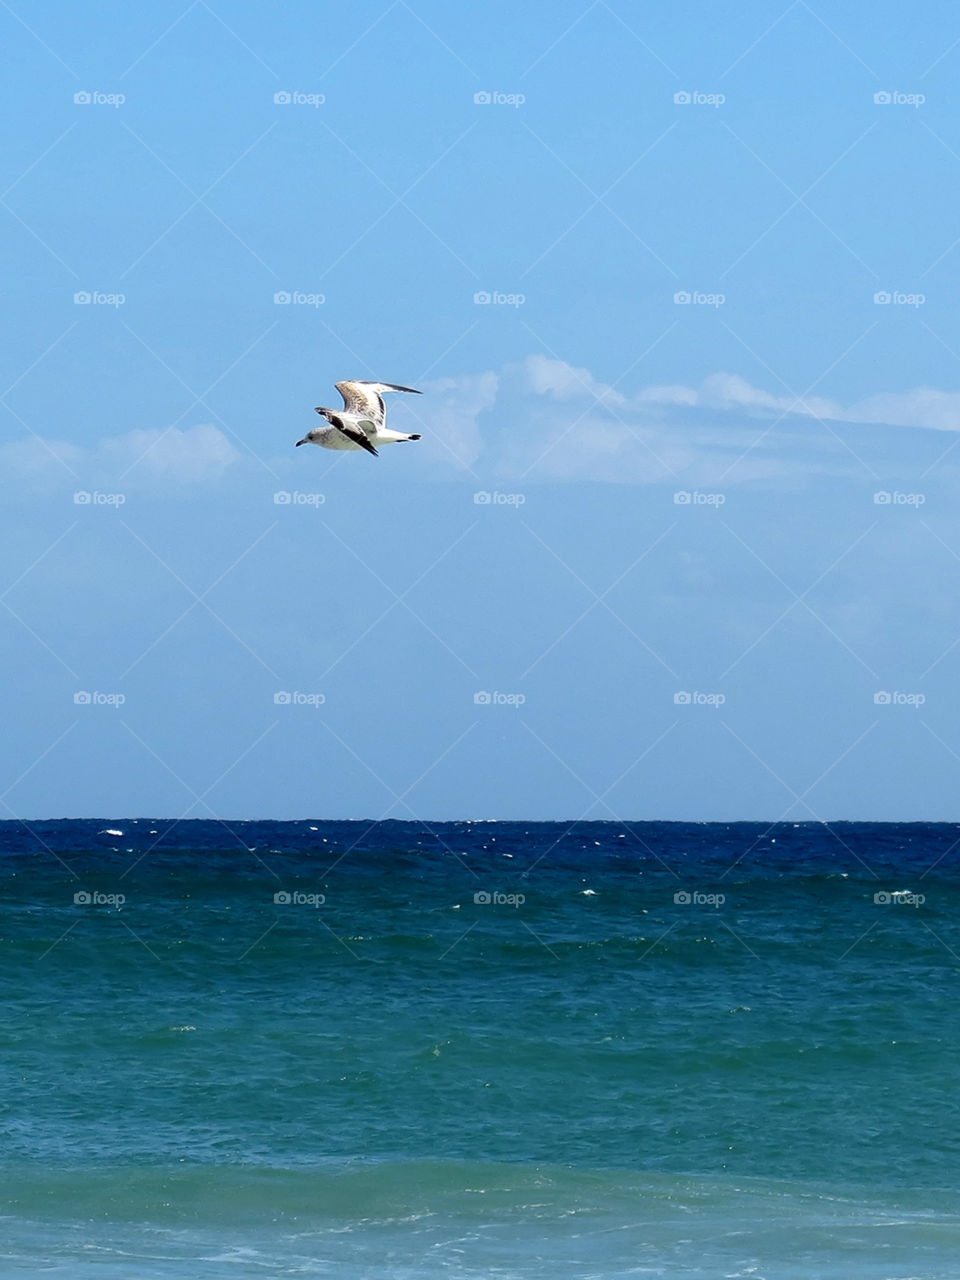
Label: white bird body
xmin=296 ymin=380 xmax=422 ymax=457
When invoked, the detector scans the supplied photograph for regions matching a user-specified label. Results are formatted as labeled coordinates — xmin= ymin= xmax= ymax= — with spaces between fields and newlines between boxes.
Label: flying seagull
xmin=296 ymin=380 xmax=422 ymax=457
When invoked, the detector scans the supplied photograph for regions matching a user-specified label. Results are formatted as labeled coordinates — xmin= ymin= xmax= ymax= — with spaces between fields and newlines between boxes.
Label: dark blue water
xmin=2 ymin=819 xmax=959 ymax=1277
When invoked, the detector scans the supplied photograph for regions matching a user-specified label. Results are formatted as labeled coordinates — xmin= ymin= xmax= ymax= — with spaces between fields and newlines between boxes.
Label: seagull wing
xmin=335 ymin=380 xmax=422 ymax=425
xmin=328 ymin=412 xmax=379 ymax=457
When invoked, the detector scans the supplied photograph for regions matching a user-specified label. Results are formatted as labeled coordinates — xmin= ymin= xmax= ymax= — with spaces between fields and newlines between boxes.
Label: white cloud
xmin=4 ymin=364 xmax=959 ymax=493
xmin=0 ymin=436 xmax=84 ymax=489
xmin=417 ymin=371 xmax=499 ymax=469
xmin=843 ymin=388 xmax=960 ymax=432
xmin=696 ymin=373 xmax=841 ymax=420
xmin=631 ymin=372 xmax=840 ymax=419
xmin=521 ymin=354 xmax=626 ymax=405
xmin=636 ymin=384 xmax=699 ymax=407
xmin=634 ymin=371 xmax=960 ymax=432
xmin=0 ymin=423 xmax=242 ymax=494
xmin=99 ymin=424 xmax=241 ymax=482
xmin=416 ymin=357 xmax=960 ymax=484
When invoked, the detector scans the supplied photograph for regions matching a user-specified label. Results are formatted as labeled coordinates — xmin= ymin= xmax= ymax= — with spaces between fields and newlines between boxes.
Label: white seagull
xmin=296 ymin=380 xmax=422 ymax=457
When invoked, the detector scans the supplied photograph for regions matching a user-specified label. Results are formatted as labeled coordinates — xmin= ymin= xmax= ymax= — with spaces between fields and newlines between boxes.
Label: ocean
xmin=1 ymin=819 xmax=958 ymax=1278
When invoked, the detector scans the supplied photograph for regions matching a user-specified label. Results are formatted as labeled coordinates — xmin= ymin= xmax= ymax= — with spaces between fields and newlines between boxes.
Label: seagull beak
xmin=295 ymin=439 xmax=305 ymax=446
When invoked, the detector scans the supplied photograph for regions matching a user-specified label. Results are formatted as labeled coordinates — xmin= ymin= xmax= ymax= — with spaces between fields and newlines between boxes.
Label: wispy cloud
xmin=5 ymin=362 xmax=960 ymax=494
xmin=405 ymin=358 xmax=960 ymax=484
xmin=2 ymin=424 xmax=241 ymax=494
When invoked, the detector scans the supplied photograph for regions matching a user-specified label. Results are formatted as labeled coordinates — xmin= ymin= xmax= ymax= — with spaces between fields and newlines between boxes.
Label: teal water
xmin=1 ymin=819 xmax=958 ymax=1277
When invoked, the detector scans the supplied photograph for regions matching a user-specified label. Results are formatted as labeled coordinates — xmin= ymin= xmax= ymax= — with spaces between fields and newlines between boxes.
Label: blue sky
xmin=4 ymin=0 xmax=960 ymax=821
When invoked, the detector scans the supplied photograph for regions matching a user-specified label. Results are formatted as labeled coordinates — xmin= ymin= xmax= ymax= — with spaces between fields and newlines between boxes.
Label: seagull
xmin=296 ymin=380 xmax=422 ymax=457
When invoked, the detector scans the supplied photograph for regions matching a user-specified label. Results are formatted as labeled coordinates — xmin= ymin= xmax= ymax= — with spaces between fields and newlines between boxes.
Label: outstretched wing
xmin=328 ymin=412 xmax=379 ymax=456
xmin=335 ymin=380 xmax=421 ymax=425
